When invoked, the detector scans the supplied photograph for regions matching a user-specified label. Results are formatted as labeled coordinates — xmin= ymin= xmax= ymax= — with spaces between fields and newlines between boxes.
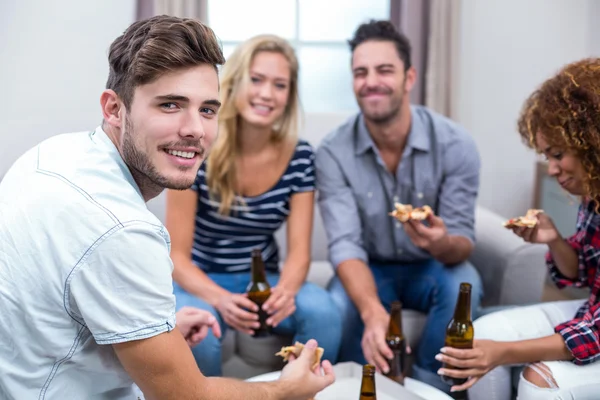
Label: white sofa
xmin=146 ymin=111 xmax=549 ymax=380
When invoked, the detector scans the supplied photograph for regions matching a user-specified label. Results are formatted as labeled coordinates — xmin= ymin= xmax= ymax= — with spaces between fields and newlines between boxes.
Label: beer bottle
xmin=246 ymin=248 xmax=272 ymax=337
xmin=359 ymin=364 xmax=377 ymax=399
xmin=441 ymin=282 xmax=474 ymax=386
xmin=384 ymin=301 xmax=407 ymax=384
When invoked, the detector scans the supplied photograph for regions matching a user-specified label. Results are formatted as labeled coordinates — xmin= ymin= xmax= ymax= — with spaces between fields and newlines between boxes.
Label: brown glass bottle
xmin=246 ymin=249 xmax=271 ymax=338
xmin=441 ymin=282 xmax=474 ymax=386
xmin=384 ymin=301 xmax=407 ymax=384
xmin=359 ymin=364 xmax=377 ymax=399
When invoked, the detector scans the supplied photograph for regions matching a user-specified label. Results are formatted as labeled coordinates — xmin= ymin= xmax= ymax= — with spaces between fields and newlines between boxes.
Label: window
xmin=208 ymin=0 xmax=390 ymax=112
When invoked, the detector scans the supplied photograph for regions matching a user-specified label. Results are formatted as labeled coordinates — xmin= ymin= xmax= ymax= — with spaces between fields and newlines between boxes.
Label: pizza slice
xmin=389 ymin=202 xmax=433 ymax=222
xmin=503 ymin=209 xmax=544 ymax=228
xmin=275 ymin=341 xmax=324 ymax=369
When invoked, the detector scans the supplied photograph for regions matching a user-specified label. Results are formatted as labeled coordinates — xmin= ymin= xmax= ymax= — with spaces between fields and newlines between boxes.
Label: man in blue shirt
xmin=316 ymin=19 xmax=482 ymax=391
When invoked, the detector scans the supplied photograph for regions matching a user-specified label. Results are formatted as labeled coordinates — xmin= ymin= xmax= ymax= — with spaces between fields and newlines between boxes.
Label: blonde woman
xmin=166 ymin=35 xmax=342 ymax=376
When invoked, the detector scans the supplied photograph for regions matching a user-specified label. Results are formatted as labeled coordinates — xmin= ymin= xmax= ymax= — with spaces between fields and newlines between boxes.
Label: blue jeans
xmin=328 ymin=258 xmax=483 ymax=392
xmin=174 ymin=272 xmax=342 ymax=376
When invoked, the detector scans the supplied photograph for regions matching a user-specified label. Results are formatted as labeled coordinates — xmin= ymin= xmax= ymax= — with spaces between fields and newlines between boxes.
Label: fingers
xmin=296 ymin=339 xmax=319 ymax=367
xmin=439 ymin=347 xmax=478 ymax=360
xmin=187 ymin=325 xmax=209 ymax=346
xmin=233 ymin=294 xmax=259 ymax=312
xmin=406 ymin=344 xmax=412 ymax=355
xmin=452 ymin=376 xmax=480 ymax=392
xmin=261 ymin=289 xmax=282 ymax=313
xmin=436 ymin=352 xmax=477 ymax=369
xmin=210 ymin=319 xmax=222 ymax=339
xmin=363 ymin=335 xmax=391 ymax=374
xmin=267 ymin=304 xmax=295 ymax=327
xmin=318 ymin=360 xmax=336 ymax=388
xmin=438 ymin=366 xmax=482 ymax=380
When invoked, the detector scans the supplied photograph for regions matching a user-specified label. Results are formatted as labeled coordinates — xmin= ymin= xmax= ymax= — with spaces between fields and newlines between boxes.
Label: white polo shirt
xmin=0 ymin=127 xmax=176 ymax=399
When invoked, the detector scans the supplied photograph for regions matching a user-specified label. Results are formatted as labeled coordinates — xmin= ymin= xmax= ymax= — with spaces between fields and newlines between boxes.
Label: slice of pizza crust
xmin=503 ymin=209 xmax=544 ymax=228
xmin=275 ymin=341 xmax=324 ymax=369
xmin=389 ymin=202 xmax=433 ymax=222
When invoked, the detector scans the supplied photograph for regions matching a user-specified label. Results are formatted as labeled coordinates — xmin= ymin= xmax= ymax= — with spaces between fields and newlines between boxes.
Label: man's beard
xmin=121 ymin=116 xmax=202 ymax=192
xmin=360 ymin=85 xmax=405 ymax=125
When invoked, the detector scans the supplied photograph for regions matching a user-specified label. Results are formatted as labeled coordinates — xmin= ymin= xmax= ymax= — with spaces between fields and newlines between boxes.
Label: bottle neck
xmin=387 ymin=306 xmax=404 ymax=337
xmin=453 ymin=289 xmax=472 ymax=321
xmin=250 ymin=256 xmax=267 ymax=283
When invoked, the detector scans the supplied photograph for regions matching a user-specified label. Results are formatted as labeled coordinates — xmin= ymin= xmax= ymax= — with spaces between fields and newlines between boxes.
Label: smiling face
xmin=235 ymin=51 xmax=291 ymax=128
xmin=536 ymin=132 xmax=586 ymax=195
xmin=351 ymin=40 xmax=415 ymax=124
xmin=119 ymin=64 xmax=220 ymax=191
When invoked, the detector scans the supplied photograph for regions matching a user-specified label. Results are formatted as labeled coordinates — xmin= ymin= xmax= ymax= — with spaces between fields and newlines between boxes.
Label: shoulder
xmin=317 ymin=113 xmax=360 ymax=153
xmin=414 ymin=106 xmax=477 ymax=148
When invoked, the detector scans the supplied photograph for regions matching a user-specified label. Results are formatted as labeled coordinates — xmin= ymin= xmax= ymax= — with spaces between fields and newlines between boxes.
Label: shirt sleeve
xmin=437 ymin=133 xmax=480 ymax=243
xmin=68 ymin=222 xmax=176 ymax=345
xmin=546 ymin=205 xmax=589 ymax=288
xmin=555 ymin=301 xmax=600 ymax=365
xmin=315 ymin=144 xmax=368 ymax=268
xmin=291 ymin=142 xmax=316 ymax=194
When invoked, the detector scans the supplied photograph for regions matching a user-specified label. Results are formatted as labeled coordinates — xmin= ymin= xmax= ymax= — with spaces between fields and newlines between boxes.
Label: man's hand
xmin=262 ymin=285 xmax=297 ymax=328
xmin=404 ymin=214 xmax=449 ymax=254
xmin=435 ymin=339 xmax=506 ymax=392
xmin=176 ymin=307 xmax=222 ymax=348
xmin=361 ymin=309 xmax=394 ymax=374
xmin=279 ymin=339 xmax=336 ymax=399
xmin=510 ymin=212 xmax=561 ymax=244
xmin=215 ymin=293 xmax=260 ymax=335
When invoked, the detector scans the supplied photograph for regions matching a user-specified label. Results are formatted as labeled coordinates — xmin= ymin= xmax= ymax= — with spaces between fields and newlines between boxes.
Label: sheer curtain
xmin=136 ymin=0 xmax=207 ymax=21
xmin=425 ymin=0 xmax=462 ymax=118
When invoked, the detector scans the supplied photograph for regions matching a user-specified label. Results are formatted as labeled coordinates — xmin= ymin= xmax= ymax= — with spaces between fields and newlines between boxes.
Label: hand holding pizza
xmin=404 ymin=213 xmax=448 ymax=254
xmin=505 ymin=210 xmax=560 ymax=244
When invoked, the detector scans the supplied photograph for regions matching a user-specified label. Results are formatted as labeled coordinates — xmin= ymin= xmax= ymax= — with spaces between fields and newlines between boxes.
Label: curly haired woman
xmin=437 ymin=58 xmax=600 ymax=399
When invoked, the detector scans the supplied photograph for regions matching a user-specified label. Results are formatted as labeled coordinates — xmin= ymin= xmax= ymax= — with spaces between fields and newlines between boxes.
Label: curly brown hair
xmin=517 ymin=58 xmax=600 ymax=202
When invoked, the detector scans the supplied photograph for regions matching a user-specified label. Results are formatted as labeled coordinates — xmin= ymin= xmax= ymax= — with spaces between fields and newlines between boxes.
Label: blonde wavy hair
xmin=206 ymin=34 xmax=300 ymax=215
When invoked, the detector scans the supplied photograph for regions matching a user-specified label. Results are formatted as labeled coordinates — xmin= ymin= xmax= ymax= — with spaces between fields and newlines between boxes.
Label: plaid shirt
xmin=547 ymin=200 xmax=600 ymax=365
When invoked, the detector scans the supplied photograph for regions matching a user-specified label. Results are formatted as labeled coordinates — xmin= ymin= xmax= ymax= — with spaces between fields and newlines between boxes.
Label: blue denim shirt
xmin=315 ymin=106 xmax=481 ymax=268
xmin=0 ymin=127 xmax=176 ymax=399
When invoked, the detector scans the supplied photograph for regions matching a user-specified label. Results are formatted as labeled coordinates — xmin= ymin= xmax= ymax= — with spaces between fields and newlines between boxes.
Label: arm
xmin=497 ymin=333 xmax=572 ymax=365
xmin=434 ymin=133 xmax=481 ymax=265
xmin=166 ymin=188 xmax=229 ymax=306
xmin=114 ymin=329 xmax=290 ymax=400
xmin=315 ymin=145 xmax=380 ymax=317
xmin=316 ymin=145 xmax=392 ymax=373
xmin=546 ymin=237 xmax=580 ymax=280
xmin=279 ymin=191 xmax=313 ymax=291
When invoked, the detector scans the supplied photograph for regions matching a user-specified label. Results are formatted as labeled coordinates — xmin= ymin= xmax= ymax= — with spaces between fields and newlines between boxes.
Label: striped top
xmin=191 ymin=140 xmax=315 ymax=273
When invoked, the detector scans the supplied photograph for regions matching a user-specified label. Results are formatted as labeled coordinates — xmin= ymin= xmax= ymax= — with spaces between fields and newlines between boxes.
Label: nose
xmin=180 ymin=109 xmax=205 ymax=140
xmin=365 ymin=70 xmax=378 ymax=88
xmin=547 ymin=159 xmax=560 ymax=177
xmin=258 ymin=82 xmax=274 ymax=100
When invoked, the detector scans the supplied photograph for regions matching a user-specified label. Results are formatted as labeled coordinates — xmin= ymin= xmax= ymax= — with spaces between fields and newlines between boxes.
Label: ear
xmin=100 ymin=89 xmax=125 ymax=129
xmin=404 ymin=66 xmax=417 ymax=93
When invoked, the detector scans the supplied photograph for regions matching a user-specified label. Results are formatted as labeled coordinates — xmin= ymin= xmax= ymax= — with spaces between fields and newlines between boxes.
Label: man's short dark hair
xmin=106 ymin=15 xmax=225 ymax=109
xmin=348 ymin=19 xmax=412 ymax=70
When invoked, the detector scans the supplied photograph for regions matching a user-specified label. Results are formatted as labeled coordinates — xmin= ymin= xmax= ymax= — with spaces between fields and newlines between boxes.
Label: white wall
xmin=0 ymin=0 xmax=135 ymax=177
xmin=454 ymin=0 xmax=595 ymax=218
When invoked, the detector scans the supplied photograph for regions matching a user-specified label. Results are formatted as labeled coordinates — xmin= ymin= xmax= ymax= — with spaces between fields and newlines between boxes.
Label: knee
xmin=438 ymin=261 xmax=483 ymax=306
xmin=296 ymin=285 xmax=342 ymax=325
xmin=522 ymin=363 xmax=558 ymax=389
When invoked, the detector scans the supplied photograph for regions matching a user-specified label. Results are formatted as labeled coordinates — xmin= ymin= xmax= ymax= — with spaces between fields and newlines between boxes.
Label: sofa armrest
xmin=471 ymin=207 xmax=548 ymax=307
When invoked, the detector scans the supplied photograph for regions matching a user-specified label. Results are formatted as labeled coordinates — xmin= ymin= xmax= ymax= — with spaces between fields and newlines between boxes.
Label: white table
xmin=247 ymin=368 xmax=453 ymax=400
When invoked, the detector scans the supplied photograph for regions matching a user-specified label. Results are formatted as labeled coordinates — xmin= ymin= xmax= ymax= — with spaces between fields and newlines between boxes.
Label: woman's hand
xmin=215 ymin=293 xmax=260 ymax=335
xmin=262 ymin=285 xmax=297 ymax=327
xmin=511 ymin=212 xmax=561 ymax=244
xmin=435 ymin=340 xmax=507 ymax=392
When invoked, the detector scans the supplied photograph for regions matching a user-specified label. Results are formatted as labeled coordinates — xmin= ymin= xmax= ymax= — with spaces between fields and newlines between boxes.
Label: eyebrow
xmin=250 ymin=71 xmax=289 ymax=82
xmin=352 ymin=63 xmax=395 ymax=73
xmin=155 ymin=94 xmax=221 ymax=108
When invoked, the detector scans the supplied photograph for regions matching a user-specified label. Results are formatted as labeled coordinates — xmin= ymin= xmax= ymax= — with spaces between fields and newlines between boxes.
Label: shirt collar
xmin=90 ymin=125 xmax=144 ymax=200
xmin=354 ymin=106 xmax=431 ymax=155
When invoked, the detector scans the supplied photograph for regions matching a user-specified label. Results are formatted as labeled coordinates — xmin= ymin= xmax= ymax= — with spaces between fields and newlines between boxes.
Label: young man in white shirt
xmin=0 ymin=15 xmax=333 ymax=400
